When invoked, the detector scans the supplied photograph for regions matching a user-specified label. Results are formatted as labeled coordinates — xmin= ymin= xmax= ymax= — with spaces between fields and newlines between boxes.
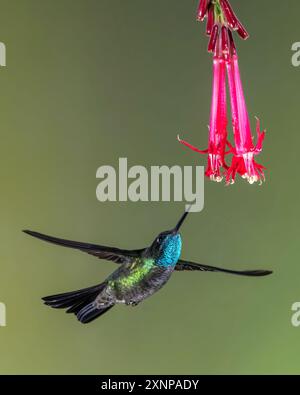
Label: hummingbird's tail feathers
xmin=176 ymin=260 xmax=273 ymax=277
xmin=42 ymin=282 xmax=115 ymax=323
xmin=76 ymin=303 xmax=114 ymax=324
xmin=42 ymin=282 xmax=111 ymax=319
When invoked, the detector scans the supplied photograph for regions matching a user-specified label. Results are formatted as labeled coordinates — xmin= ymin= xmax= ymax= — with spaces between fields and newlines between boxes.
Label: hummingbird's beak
xmin=174 ymin=207 xmax=190 ymax=233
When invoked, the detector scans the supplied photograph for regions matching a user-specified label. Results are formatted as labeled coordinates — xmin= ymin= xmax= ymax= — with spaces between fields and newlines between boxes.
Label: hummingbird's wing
xmin=175 ymin=260 xmax=272 ymax=277
xmin=23 ymin=230 xmax=145 ymax=264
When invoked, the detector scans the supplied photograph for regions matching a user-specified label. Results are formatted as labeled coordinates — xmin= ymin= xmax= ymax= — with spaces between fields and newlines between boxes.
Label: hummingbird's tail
xmin=42 ymin=282 xmax=114 ymax=324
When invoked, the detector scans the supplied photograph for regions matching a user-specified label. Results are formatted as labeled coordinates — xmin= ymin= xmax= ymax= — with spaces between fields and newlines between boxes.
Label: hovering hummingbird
xmin=23 ymin=210 xmax=272 ymax=324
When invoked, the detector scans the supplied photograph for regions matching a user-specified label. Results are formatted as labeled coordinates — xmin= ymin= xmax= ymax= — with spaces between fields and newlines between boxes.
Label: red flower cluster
xmin=198 ymin=0 xmax=249 ymax=40
xmin=179 ymin=0 xmax=266 ymax=184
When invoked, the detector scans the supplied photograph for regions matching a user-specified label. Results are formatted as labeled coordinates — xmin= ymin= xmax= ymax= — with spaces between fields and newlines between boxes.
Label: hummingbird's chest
xmin=110 ymin=259 xmax=174 ymax=305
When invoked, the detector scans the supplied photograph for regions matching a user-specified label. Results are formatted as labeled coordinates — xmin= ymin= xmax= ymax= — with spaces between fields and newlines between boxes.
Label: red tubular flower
xmin=187 ymin=1 xmax=266 ymax=184
xmin=206 ymin=5 xmax=215 ymax=36
xmin=226 ymin=50 xmax=265 ymax=184
xmin=178 ymin=43 xmax=229 ymax=182
xmin=219 ymin=0 xmax=238 ymax=30
xmin=208 ymin=24 xmax=219 ymax=53
xmin=235 ymin=20 xmax=250 ymax=40
xmin=197 ymin=0 xmax=210 ymax=22
xmin=227 ymin=28 xmax=236 ymax=55
xmin=221 ymin=26 xmax=229 ymax=59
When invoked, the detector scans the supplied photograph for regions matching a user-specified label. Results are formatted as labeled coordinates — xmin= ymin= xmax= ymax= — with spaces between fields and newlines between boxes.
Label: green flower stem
xmin=212 ymin=0 xmax=225 ymax=25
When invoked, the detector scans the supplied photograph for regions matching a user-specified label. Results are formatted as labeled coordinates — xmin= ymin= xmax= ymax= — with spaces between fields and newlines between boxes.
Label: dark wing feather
xmin=176 ymin=260 xmax=272 ymax=277
xmin=23 ymin=230 xmax=145 ymax=264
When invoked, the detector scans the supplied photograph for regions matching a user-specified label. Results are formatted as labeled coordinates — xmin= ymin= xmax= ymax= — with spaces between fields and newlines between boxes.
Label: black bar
xmin=0 ymin=375 xmax=295 ymax=392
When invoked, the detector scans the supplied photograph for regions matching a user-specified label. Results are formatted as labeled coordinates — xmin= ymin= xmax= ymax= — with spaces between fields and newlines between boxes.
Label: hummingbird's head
xmin=150 ymin=209 xmax=190 ymax=268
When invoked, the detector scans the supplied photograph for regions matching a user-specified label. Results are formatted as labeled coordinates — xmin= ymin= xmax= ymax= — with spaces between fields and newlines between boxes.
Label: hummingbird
xmin=23 ymin=210 xmax=272 ymax=324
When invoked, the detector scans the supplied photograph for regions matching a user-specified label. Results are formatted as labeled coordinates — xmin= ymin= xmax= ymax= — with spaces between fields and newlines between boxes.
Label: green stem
xmin=212 ymin=0 xmax=225 ymax=25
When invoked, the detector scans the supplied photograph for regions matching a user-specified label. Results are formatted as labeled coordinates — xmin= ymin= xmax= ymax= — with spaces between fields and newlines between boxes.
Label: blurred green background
xmin=0 ymin=0 xmax=299 ymax=374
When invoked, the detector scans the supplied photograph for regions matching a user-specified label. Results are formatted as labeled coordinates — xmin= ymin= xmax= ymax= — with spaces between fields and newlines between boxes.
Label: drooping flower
xmin=178 ymin=32 xmax=229 ymax=182
xmin=178 ymin=0 xmax=266 ymax=185
xmin=225 ymin=30 xmax=265 ymax=184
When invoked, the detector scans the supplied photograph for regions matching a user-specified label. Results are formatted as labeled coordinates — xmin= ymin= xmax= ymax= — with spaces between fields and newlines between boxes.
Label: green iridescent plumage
xmin=109 ymin=258 xmax=154 ymax=289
